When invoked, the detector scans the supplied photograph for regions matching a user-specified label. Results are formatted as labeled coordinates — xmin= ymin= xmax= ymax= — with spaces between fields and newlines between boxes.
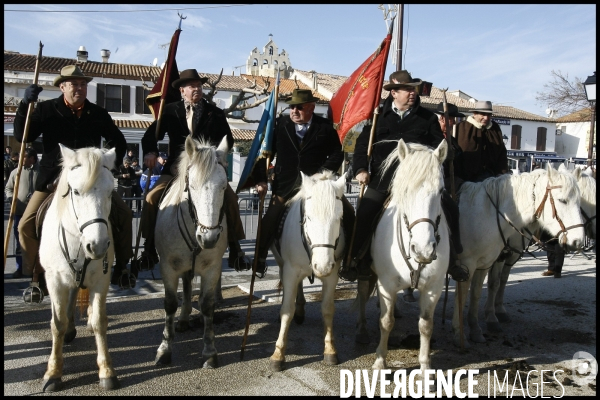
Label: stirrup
xmin=23 ymin=282 xmax=45 ymax=304
xmin=253 ymin=258 xmax=268 ymax=279
xmin=117 ymin=269 xmax=137 ymax=289
xmin=448 ymin=263 xmax=469 ymax=282
xmin=229 ymin=253 xmax=252 ymax=272
xmin=338 ymin=260 xmax=358 ymax=282
xmin=136 ymin=249 xmax=158 ymax=272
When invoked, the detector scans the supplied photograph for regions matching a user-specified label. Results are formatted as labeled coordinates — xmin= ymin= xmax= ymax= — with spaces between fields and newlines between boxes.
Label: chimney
xmin=101 ymin=49 xmax=111 ymax=63
xmin=309 ymin=70 xmax=318 ymax=90
xmin=77 ymin=46 xmax=88 ymax=62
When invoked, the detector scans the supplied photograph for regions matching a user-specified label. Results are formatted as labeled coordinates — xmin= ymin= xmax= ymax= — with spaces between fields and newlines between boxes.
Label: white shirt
xmin=295 ymin=117 xmax=313 ymax=140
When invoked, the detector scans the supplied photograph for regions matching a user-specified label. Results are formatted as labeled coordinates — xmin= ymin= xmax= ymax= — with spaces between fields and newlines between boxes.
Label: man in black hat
xmin=251 ymin=88 xmax=355 ymax=278
xmin=13 ymin=65 xmax=132 ymax=297
xmin=339 ymin=71 xmax=469 ymax=282
xmin=140 ymin=68 xmax=251 ymax=272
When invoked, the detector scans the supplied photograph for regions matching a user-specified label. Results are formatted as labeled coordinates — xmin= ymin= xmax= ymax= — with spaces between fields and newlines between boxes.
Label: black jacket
xmin=142 ymin=99 xmax=234 ymax=177
xmin=13 ymin=95 xmax=126 ymax=192
xmin=353 ymin=96 xmax=445 ymax=193
xmin=114 ymin=165 xmax=135 ymax=187
xmin=253 ymin=114 xmax=344 ymax=198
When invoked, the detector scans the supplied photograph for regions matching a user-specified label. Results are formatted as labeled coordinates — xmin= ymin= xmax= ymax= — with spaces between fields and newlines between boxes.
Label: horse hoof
xmin=355 ymin=333 xmax=370 ymax=344
xmin=323 ymin=353 xmax=338 ymax=365
xmin=496 ymin=313 xmax=511 ymax=323
xmin=486 ymin=322 xmax=503 ymax=333
xmin=155 ymin=351 xmax=172 ymax=365
xmin=42 ymin=378 xmax=63 ymax=392
xmin=99 ymin=376 xmax=120 ymax=390
xmin=270 ymin=359 xmax=284 ymax=372
xmin=469 ymin=332 xmax=486 ymax=343
xmin=202 ymin=355 xmax=219 ymax=369
xmin=64 ymin=329 xmax=77 ymax=343
xmin=293 ymin=314 xmax=305 ymax=325
xmin=175 ymin=320 xmax=190 ymax=332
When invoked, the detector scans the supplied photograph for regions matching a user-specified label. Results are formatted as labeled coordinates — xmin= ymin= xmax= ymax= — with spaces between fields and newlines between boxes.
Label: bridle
xmin=396 ymin=211 xmax=441 ymax=290
xmin=59 ymin=182 xmax=110 ymax=289
xmin=299 ymin=196 xmax=343 ymax=283
xmin=176 ymin=162 xmax=226 ymax=275
xmin=580 ymin=207 xmax=596 ymax=238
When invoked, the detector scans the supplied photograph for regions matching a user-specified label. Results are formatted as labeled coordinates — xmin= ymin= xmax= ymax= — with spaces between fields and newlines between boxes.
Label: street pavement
xmin=4 ymin=204 xmax=597 ymax=396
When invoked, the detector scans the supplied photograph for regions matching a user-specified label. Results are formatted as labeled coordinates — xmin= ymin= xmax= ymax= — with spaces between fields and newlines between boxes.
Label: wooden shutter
xmin=121 ymin=85 xmax=130 ymax=114
xmin=536 ymin=127 xmax=547 ymax=151
xmin=511 ymin=125 xmax=522 ymax=150
xmin=96 ymin=83 xmax=105 ymax=107
xmin=135 ymin=86 xmax=143 ymax=114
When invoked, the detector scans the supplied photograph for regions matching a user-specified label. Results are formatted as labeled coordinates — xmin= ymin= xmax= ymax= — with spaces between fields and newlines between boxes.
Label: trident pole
xmin=4 ymin=41 xmax=43 ymax=271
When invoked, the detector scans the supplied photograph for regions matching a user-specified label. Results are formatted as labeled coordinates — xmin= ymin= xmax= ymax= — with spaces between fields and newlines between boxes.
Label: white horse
xmin=154 ymin=136 xmax=229 ymax=368
xmin=453 ymin=165 xmax=586 ymax=347
xmin=269 ymin=171 xmax=346 ymax=371
xmin=483 ymin=166 xmax=596 ymax=332
xmin=39 ymin=145 xmax=118 ymax=392
xmin=356 ymin=139 xmax=450 ymax=372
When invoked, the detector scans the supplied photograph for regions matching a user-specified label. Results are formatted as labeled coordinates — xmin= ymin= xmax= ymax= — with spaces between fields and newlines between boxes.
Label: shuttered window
xmin=135 ymin=86 xmax=151 ymax=114
xmin=536 ymin=127 xmax=547 ymax=151
xmin=511 ymin=125 xmax=522 ymax=150
xmin=96 ymin=84 xmax=130 ymax=113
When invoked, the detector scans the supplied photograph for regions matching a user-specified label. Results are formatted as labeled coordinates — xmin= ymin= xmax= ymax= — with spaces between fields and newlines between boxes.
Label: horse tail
xmin=77 ymin=288 xmax=90 ymax=318
xmin=350 ymin=274 xmax=378 ymax=313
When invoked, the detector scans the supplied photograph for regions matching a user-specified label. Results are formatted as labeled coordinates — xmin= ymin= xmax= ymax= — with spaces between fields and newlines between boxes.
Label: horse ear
xmin=103 ymin=148 xmax=116 ymax=169
xmin=334 ymin=173 xmax=346 ymax=193
xmin=185 ymin=135 xmax=196 ymax=158
xmin=572 ymin=166 xmax=582 ymax=180
xmin=301 ymin=172 xmax=314 ymax=191
xmin=397 ymin=139 xmax=409 ymax=161
xmin=59 ymin=144 xmax=76 ymax=165
xmin=216 ymin=136 xmax=229 ymax=165
xmin=434 ymin=140 xmax=448 ymax=164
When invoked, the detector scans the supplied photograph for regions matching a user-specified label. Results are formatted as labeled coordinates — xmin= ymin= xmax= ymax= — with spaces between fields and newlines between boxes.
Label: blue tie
xmin=297 ymin=125 xmax=307 ymax=140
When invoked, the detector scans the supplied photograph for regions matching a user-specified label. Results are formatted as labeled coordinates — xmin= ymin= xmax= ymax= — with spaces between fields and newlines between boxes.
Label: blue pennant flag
xmin=236 ymin=71 xmax=280 ymax=193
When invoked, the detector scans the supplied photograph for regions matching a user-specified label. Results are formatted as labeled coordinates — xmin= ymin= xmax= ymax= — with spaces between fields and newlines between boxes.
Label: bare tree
xmin=535 ymin=70 xmax=588 ymax=117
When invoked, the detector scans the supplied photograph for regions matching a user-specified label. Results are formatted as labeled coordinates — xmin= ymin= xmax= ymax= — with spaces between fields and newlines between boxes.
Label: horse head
xmin=298 ymin=171 xmax=345 ymax=278
xmin=183 ymin=135 xmax=229 ymax=250
xmin=390 ymin=139 xmax=447 ymax=264
xmin=57 ymin=145 xmax=116 ymax=260
xmin=534 ymin=164 xmax=585 ymax=250
xmin=572 ymin=166 xmax=596 ymax=239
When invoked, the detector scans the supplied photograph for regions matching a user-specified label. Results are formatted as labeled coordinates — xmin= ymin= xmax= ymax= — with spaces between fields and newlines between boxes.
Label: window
xmin=536 ymin=127 xmax=547 ymax=151
xmin=269 ymin=46 xmax=273 ymax=55
xmin=135 ymin=86 xmax=151 ymax=114
xmin=511 ymin=125 xmax=522 ymax=149
xmin=263 ymin=59 xmax=269 ymax=65
xmin=231 ymin=95 xmax=243 ymax=118
xmin=97 ymin=84 xmax=130 ymax=113
xmin=253 ymin=58 xmax=258 ymax=66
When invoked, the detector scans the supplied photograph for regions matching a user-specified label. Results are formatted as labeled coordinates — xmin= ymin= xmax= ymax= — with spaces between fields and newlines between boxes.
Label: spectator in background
xmin=540 ymin=231 xmax=566 ymax=278
xmin=5 ymin=147 xmax=39 ymax=278
xmin=131 ymin=157 xmax=143 ymax=213
xmin=4 ymin=151 xmax=19 ymax=187
xmin=126 ymin=149 xmax=135 ymax=160
xmin=5 ymin=146 xmax=12 ymax=161
xmin=344 ymin=160 xmax=353 ymax=194
xmin=115 ymin=158 xmax=135 ymax=209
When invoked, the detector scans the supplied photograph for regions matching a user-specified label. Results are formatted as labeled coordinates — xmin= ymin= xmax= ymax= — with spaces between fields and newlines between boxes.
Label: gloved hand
xmin=23 ymin=84 xmax=43 ymax=104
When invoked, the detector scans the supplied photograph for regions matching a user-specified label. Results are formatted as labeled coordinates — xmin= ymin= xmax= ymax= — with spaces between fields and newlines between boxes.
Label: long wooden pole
xmin=4 ymin=41 xmax=43 ymax=271
xmin=240 ymin=74 xmax=280 ymax=360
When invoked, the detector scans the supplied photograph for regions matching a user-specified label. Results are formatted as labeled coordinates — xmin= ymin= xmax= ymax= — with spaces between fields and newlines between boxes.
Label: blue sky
xmin=4 ymin=4 xmax=596 ymax=116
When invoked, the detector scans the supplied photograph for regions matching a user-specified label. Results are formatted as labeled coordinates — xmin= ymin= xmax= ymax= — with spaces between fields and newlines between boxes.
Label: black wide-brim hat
xmin=434 ymin=102 xmax=465 ymax=118
xmin=382 ymin=70 xmax=422 ymax=91
xmin=171 ymin=69 xmax=209 ymax=89
xmin=285 ymin=89 xmax=320 ymax=105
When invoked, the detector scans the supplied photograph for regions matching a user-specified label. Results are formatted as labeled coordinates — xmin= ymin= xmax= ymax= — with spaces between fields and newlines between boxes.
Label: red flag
xmin=329 ymin=29 xmax=393 ymax=144
xmin=145 ymin=28 xmax=181 ymax=119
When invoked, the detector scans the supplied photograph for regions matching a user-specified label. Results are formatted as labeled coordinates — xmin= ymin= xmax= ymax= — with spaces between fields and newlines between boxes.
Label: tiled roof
xmin=231 ymin=128 xmax=256 ymax=141
xmin=240 ymin=74 xmax=329 ymax=103
xmin=293 ymin=69 xmax=348 ymax=95
xmin=555 ymin=108 xmax=593 ymax=123
xmin=114 ymin=119 xmax=152 ymax=129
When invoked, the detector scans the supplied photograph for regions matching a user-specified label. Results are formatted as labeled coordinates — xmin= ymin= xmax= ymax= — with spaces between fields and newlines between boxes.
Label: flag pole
xmin=241 ymin=71 xmax=280 ymax=361
xmin=4 ymin=41 xmax=43 ymax=271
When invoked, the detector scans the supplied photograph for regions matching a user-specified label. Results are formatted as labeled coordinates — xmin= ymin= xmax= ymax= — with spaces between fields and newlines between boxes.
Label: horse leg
xmin=155 ymin=272 xmax=179 ymax=365
xmin=215 ymin=273 xmax=223 ymax=304
xmin=65 ymin=288 xmax=78 ymax=342
xmin=418 ymin=288 xmax=441 ymax=375
xmin=484 ymin=261 xmax=504 ymax=333
xmin=467 ymin=269 xmax=486 ymax=343
xmin=355 ymin=277 xmax=372 ymax=344
xmin=373 ymin=282 xmax=395 ymax=370
xmin=176 ymin=271 xmax=193 ymax=332
xmin=495 ymin=263 xmax=514 ymax=323
xmin=451 ymin=279 xmax=471 ymax=348
xmin=270 ymin=266 xmax=298 ymax=372
xmin=200 ymin=269 xmax=220 ymax=369
xmin=42 ymin=283 xmax=70 ymax=392
xmin=90 ymin=288 xmax=119 ymax=390
xmin=294 ymin=281 xmax=306 ymax=325
xmin=321 ymin=273 xmax=338 ymax=366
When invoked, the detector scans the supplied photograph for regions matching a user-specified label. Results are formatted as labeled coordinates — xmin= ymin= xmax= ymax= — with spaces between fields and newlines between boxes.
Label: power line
xmin=5 ymin=4 xmax=252 ymax=13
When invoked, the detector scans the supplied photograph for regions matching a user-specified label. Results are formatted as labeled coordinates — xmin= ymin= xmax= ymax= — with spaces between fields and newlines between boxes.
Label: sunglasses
xmin=289 ymin=104 xmax=305 ymax=110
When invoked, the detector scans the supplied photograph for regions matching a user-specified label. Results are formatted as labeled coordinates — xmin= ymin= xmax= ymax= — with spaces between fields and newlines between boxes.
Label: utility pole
xmin=396 ymin=4 xmax=404 ymax=71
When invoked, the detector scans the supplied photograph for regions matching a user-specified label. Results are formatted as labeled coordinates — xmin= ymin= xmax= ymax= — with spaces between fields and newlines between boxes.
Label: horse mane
xmin=577 ymin=172 xmax=596 ymax=204
xmin=55 ymin=147 xmax=105 ymax=219
xmin=162 ymin=138 xmax=217 ymax=206
xmin=381 ymin=142 xmax=443 ymax=208
xmin=288 ymin=171 xmax=341 ymax=220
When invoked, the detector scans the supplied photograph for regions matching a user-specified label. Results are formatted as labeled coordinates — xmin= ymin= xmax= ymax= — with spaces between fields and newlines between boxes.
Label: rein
xmin=176 ymin=161 xmax=226 ymax=276
xmin=396 ymin=212 xmax=441 ymax=290
xmin=299 ymin=196 xmax=343 ymax=284
xmin=580 ymin=207 xmax=596 ymax=237
xmin=59 ymin=184 xmax=110 ymax=288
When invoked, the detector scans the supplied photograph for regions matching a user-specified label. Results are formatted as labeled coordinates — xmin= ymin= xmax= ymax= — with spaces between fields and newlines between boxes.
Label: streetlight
xmin=583 ymin=72 xmax=596 ymax=167
xmin=502 ymin=134 xmax=509 ymax=147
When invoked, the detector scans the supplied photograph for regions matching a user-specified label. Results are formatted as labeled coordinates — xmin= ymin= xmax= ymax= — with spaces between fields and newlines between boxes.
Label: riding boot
xmin=252 ymin=195 xmax=287 ymax=279
xmin=447 ymin=238 xmax=469 ymax=282
xmin=228 ymin=241 xmax=252 ymax=271
xmin=111 ymin=260 xmax=136 ymax=288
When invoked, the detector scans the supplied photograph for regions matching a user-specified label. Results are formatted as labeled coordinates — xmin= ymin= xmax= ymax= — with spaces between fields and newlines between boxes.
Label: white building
xmin=554 ymin=108 xmax=596 ymax=166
